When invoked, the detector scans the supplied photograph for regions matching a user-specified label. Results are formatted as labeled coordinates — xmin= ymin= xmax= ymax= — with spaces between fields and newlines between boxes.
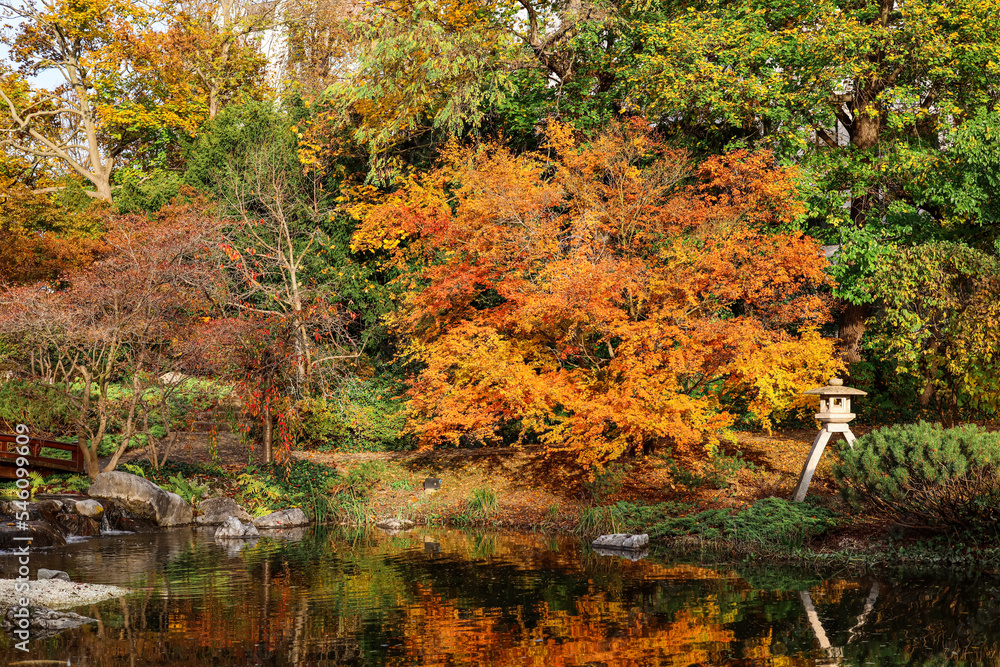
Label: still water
xmin=1 ymin=527 xmax=998 ymax=666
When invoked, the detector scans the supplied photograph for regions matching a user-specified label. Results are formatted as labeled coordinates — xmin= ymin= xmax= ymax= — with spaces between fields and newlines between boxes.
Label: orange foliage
xmin=0 ymin=184 xmax=107 ymax=284
xmin=353 ymin=120 xmax=842 ymax=465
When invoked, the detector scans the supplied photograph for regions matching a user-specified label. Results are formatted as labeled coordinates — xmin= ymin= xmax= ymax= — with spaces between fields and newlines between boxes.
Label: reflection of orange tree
xmin=388 ymin=580 xmax=738 ymax=666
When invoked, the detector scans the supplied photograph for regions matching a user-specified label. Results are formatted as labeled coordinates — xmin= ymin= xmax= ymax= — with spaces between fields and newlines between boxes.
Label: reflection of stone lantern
xmin=792 ymin=378 xmax=867 ymax=502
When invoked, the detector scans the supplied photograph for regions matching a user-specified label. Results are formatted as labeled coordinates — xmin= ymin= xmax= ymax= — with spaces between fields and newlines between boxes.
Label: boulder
xmin=214 ymin=516 xmax=259 ymax=539
xmin=37 ymin=569 xmax=71 ymax=582
xmin=159 ymin=371 xmax=187 ymax=386
xmin=591 ymin=533 xmax=649 ymax=551
xmin=376 ymin=518 xmax=414 ymax=531
xmin=88 ymin=472 xmax=193 ymax=527
xmin=73 ymin=499 xmax=104 ymax=519
xmin=196 ymin=497 xmax=252 ymax=526
xmin=253 ymin=508 xmax=308 ymax=529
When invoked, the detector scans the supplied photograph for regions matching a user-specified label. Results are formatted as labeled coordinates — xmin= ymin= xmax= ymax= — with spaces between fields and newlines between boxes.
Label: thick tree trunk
xmin=92 ymin=176 xmax=114 ymax=202
xmin=839 ymin=302 xmax=869 ymax=365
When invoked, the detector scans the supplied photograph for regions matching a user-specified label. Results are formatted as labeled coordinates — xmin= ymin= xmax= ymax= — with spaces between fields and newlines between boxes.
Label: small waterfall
xmin=100 ymin=514 xmax=111 ymax=534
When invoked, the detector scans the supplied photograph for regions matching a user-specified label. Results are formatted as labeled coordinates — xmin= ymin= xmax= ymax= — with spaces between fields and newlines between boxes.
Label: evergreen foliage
xmin=834 ymin=422 xmax=1000 ymax=534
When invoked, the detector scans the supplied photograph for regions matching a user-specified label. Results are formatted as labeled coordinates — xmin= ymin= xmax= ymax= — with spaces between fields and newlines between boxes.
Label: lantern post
xmin=792 ymin=378 xmax=867 ymax=502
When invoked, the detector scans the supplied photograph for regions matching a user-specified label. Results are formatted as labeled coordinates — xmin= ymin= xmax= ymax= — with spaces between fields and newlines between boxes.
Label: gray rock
xmin=196 ymin=497 xmax=252 ymax=525
xmin=376 ymin=518 xmax=414 ymax=531
xmin=591 ymin=533 xmax=649 ymax=551
xmin=37 ymin=569 xmax=70 ymax=582
xmin=88 ymin=472 xmax=193 ymax=527
xmin=253 ymin=508 xmax=308 ymax=528
xmin=159 ymin=371 xmax=187 ymax=386
xmin=74 ymin=499 xmax=104 ymax=519
xmin=214 ymin=516 xmax=259 ymax=539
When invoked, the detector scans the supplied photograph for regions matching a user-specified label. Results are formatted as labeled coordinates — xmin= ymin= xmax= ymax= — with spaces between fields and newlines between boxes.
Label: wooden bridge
xmin=0 ymin=433 xmax=86 ymax=478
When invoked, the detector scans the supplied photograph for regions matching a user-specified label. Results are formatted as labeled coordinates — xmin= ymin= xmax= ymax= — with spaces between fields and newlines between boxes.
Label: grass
xmin=462 ymin=487 xmax=499 ymax=524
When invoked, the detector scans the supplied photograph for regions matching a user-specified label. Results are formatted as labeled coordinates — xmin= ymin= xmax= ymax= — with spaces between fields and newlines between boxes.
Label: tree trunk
xmin=262 ymin=401 xmax=273 ymax=464
xmin=839 ymin=302 xmax=869 ymax=365
xmin=836 ymin=92 xmax=882 ymax=365
xmin=92 ymin=174 xmax=114 ymax=203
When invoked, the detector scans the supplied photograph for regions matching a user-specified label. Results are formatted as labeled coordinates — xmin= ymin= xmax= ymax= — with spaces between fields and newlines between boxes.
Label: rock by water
xmin=214 ymin=516 xmax=259 ymax=539
xmin=591 ymin=534 xmax=649 ymax=551
xmin=88 ymin=472 xmax=193 ymax=527
xmin=196 ymin=497 xmax=252 ymax=526
xmin=253 ymin=508 xmax=308 ymax=528
xmin=376 ymin=518 xmax=414 ymax=531
xmin=74 ymin=499 xmax=104 ymax=519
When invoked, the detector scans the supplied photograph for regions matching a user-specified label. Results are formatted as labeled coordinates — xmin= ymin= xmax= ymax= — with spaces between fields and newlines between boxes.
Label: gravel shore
xmin=0 ymin=579 xmax=130 ymax=609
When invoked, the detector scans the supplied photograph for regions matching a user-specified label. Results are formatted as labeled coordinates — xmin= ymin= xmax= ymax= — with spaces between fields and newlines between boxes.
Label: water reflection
xmin=0 ymin=527 xmax=998 ymax=665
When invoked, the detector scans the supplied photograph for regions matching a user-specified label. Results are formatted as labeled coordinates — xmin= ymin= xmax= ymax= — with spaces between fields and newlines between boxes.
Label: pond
xmin=1 ymin=527 xmax=998 ymax=665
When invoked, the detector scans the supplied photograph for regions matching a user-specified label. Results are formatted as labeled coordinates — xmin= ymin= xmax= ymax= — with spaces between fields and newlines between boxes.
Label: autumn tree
xmin=0 ymin=181 xmax=105 ymax=284
xmin=183 ymin=112 xmax=357 ymax=462
xmin=304 ymin=0 xmax=630 ymax=180
xmin=0 ymin=0 xmax=155 ymax=200
xmin=0 ymin=202 xmax=223 ymax=477
xmin=352 ymin=121 xmax=842 ymax=466
xmin=136 ymin=0 xmax=272 ymax=122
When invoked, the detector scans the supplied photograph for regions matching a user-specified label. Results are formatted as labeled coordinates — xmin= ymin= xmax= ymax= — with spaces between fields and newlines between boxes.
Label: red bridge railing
xmin=0 ymin=433 xmax=85 ymax=478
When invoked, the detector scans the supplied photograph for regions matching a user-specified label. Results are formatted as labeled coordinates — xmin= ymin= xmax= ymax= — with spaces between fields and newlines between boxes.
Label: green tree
xmin=307 ymin=0 xmax=634 ymax=178
xmin=627 ymin=0 xmax=1000 ymax=362
xmin=869 ymin=242 xmax=1000 ymax=425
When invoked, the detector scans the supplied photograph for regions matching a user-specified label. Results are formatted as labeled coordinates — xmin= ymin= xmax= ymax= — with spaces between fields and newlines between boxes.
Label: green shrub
xmin=833 ymin=421 xmax=1000 ymax=534
xmin=724 ymin=498 xmax=836 ymax=548
xmin=287 ymin=397 xmax=347 ymax=450
xmin=660 ymin=450 xmax=754 ymax=490
xmin=114 ymin=170 xmax=186 ymax=214
xmin=578 ymin=498 xmax=835 ymax=550
xmin=582 ymin=463 xmax=629 ymax=502
xmin=336 ymin=378 xmax=410 ymax=452
xmin=164 ymin=473 xmax=211 ymax=506
xmin=0 ymin=471 xmax=45 ymax=500
xmin=247 ymin=460 xmax=341 ymax=497
xmin=576 ymin=501 xmax=694 ymax=536
xmin=0 ymin=380 xmax=76 ymax=435
xmin=337 ymin=461 xmax=384 ymax=501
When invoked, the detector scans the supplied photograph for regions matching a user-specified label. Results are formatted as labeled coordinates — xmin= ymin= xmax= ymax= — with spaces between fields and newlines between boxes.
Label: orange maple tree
xmin=353 ymin=120 xmax=841 ymax=466
xmin=0 ymin=184 xmax=106 ymax=285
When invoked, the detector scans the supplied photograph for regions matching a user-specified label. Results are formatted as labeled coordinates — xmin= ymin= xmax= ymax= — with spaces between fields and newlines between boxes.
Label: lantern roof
xmin=803 ymin=378 xmax=867 ymax=396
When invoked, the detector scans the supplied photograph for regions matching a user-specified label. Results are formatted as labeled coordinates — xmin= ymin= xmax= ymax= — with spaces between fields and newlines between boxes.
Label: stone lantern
xmin=792 ymin=378 xmax=867 ymax=502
